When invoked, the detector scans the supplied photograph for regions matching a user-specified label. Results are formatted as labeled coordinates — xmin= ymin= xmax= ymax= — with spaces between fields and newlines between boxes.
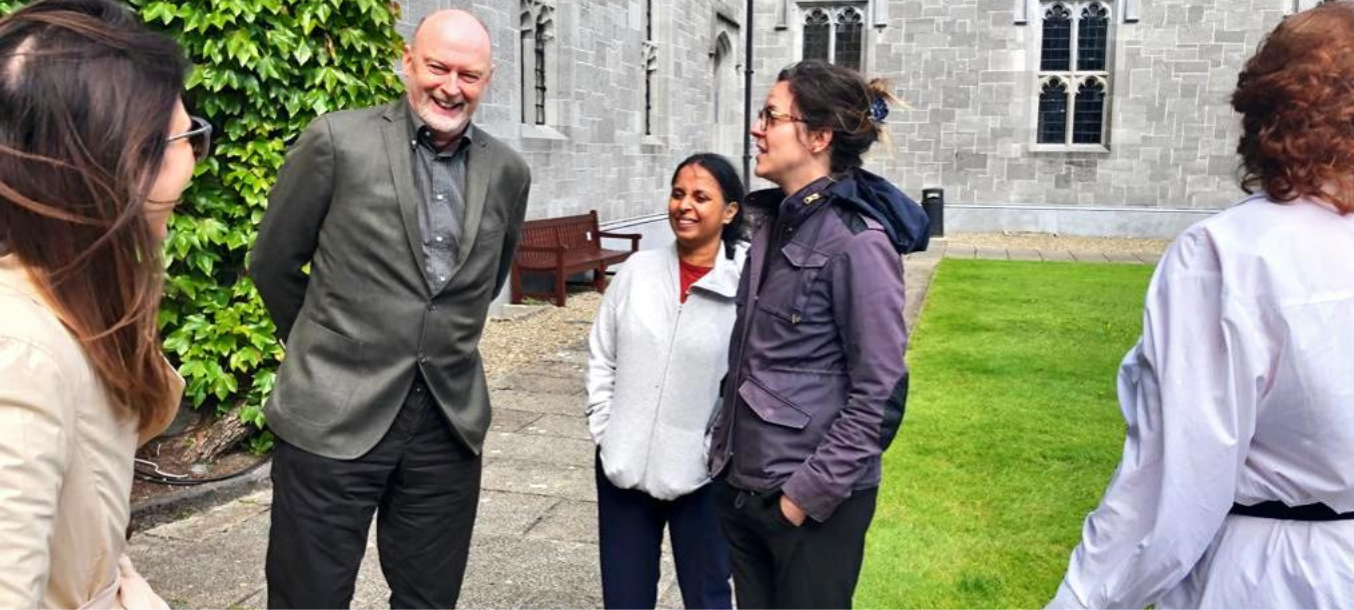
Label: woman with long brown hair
xmin=0 ymin=0 xmax=207 ymax=607
xmin=1048 ymin=3 xmax=1354 ymax=608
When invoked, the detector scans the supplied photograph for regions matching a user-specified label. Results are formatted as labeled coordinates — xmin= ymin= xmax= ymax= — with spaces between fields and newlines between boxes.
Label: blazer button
xmin=417 ymin=353 xmax=428 ymax=364
xmin=427 ymin=302 xmax=437 ymax=311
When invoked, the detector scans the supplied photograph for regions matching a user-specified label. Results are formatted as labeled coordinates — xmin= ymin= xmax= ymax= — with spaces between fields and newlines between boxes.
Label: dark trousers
xmin=715 ymin=480 xmax=878 ymax=609
xmin=596 ymin=454 xmax=732 ymax=609
xmin=266 ymin=378 xmax=482 ymax=609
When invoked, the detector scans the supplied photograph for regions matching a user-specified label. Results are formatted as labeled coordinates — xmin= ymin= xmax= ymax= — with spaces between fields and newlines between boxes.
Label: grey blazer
xmin=250 ymin=101 xmax=531 ymax=459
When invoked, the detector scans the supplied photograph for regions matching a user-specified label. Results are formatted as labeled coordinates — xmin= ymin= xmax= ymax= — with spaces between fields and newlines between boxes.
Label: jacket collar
xmin=0 ymin=254 xmax=59 ymax=317
xmin=0 ymin=254 xmax=36 ymax=295
xmin=747 ymin=175 xmax=838 ymax=229
xmin=664 ymin=240 xmax=744 ymax=299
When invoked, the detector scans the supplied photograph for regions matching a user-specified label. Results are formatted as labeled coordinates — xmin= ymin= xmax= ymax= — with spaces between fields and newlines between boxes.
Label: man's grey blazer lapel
xmin=441 ymin=134 xmax=494 ymax=287
xmin=380 ymin=104 xmax=428 ymax=286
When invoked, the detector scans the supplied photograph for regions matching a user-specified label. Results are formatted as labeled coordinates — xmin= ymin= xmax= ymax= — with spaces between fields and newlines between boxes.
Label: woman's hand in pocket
xmin=780 ymin=494 xmax=807 ymax=526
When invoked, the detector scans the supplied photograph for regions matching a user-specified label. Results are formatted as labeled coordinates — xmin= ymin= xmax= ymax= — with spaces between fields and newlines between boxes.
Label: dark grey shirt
xmin=407 ymin=105 xmax=473 ymax=291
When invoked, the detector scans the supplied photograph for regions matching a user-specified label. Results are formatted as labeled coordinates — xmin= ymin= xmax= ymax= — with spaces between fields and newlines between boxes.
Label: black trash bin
xmin=921 ymin=188 xmax=944 ymax=237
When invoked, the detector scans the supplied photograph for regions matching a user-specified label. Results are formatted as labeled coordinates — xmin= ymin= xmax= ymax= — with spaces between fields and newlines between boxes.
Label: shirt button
xmin=436 ymin=195 xmax=445 ymax=201
xmin=435 ymin=236 xmax=443 ymax=243
xmin=438 ymin=276 xmax=447 ymax=283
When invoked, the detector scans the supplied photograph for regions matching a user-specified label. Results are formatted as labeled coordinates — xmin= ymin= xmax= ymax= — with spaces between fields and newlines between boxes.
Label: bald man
xmin=250 ymin=10 xmax=530 ymax=608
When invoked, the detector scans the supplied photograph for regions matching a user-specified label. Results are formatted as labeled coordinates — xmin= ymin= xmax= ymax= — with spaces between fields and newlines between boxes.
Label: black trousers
xmin=715 ymin=480 xmax=878 ymax=609
xmin=266 ymin=378 xmax=482 ymax=609
xmin=595 ymin=453 xmax=732 ymax=609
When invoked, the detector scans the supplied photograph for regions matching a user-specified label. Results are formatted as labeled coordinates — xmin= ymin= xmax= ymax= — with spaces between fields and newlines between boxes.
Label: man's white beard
xmin=415 ymin=96 xmax=467 ymax=138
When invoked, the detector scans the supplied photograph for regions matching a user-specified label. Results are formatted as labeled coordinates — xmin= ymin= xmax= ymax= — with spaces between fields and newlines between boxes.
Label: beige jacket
xmin=0 ymin=255 xmax=176 ymax=609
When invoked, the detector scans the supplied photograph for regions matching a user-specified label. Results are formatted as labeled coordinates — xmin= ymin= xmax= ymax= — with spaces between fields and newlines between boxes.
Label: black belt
xmin=1230 ymin=501 xmax=1354 ymax=521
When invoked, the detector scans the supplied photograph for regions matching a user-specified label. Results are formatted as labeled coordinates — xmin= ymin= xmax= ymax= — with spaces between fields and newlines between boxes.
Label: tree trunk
xmin=184 ymin=413 xmax=251 ymax=465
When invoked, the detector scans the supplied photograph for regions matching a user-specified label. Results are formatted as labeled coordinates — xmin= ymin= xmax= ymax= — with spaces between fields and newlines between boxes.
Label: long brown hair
xmin=0 ymin=0 xmax=188 ymax=430
xmin=1232 ymin=1 xmax=1354 ymax=214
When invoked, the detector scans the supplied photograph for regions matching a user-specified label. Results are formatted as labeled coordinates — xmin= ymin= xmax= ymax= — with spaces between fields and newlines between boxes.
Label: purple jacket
xmin=708 ymin=171 xmax=919 ymax=522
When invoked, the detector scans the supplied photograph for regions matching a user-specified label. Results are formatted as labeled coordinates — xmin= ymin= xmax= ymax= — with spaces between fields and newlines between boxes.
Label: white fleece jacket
xmin=586 ymin=240 xmax=744 ymax=500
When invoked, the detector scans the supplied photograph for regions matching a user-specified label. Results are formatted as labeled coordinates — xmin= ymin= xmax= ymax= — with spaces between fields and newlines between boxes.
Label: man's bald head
xmin=411 ymin=10 xmax=491 ymax=57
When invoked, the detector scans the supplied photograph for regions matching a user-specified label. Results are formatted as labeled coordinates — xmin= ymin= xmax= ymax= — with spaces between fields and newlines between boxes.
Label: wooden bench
xmin=510 ymin=211 xmax=641 ymax=307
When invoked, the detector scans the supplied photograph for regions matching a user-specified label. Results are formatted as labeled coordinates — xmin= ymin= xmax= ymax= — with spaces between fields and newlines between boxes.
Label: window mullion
xmin=1068 ymin=4 xmax=1080 ymax=144
xmin=828 ymin=8 xmax=837 ymax=63
xmin=1064 ymin=74 xmax=1074 ymax=145
xmin=1070 ymin=3 xmax=1080 ymax=72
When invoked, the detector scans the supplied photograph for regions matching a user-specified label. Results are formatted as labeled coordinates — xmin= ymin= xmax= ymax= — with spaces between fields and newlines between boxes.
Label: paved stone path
xmin=127 ymin=242 xmax=1156 ymax=609
xmin=130 ymin=347 xmax=639 ymax=609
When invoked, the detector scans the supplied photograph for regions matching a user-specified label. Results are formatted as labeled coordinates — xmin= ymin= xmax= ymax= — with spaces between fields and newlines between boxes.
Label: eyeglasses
xmin=166 ymin=115 xmax=212 ymax=162
xmin=756 ymin=106 xmax=805 ymax=129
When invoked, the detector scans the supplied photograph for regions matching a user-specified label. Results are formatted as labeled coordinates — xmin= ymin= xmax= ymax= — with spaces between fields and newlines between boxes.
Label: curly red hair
xmin=1232 ymin=2 xmax=1354 ymax=214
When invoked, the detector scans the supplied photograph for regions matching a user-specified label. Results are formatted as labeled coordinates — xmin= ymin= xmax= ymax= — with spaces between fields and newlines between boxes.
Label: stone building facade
xmin=396 ymin=0 xmax=1323 ymax=239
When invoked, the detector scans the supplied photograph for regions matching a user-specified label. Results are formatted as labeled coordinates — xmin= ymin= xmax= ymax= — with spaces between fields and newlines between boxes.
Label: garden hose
xmin=133 ymin=454 xmax=270 ymax=486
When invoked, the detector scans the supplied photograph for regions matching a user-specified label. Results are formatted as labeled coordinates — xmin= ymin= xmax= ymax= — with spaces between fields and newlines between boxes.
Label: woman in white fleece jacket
xmin=587 ymin=153 xmax=746 ymax=610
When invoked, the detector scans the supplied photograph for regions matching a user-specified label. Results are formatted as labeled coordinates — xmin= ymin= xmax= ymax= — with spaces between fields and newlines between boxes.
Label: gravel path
xmin=942 ymin=232 xmax=1175 ymax=254
xmin=943 ymin=231 xmax=1170 ymax=254
xmin=480 ymin=291 xmax=601 ymax=378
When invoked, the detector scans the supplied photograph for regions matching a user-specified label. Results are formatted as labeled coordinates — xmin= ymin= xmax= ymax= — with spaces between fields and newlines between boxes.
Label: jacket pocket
xmin=278 ymin=315 xmax=364 ymax=426
xmin=781 ymin=239 xmax=830 ymax=269
xmin=738 ymin=377 xmax=810 ymax=429
xmin=757 ymin=240 xmax=832 ymax=324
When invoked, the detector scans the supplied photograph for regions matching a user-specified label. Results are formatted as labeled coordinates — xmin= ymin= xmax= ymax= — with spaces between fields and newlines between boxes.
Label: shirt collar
xmin=405 ymin=102 xmax=475 ymax=156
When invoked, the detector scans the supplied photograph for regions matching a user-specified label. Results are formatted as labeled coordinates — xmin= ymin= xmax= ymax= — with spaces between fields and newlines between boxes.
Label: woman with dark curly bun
xmin=707 ymin=59 xmax=928 ymax=609
xmin=1048 ymin=4 xmax=1354 ymax=608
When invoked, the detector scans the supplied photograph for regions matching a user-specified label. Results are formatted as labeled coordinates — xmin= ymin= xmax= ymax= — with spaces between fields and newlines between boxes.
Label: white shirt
xmin=1050 ymin=195 xmax=1354 ymax=609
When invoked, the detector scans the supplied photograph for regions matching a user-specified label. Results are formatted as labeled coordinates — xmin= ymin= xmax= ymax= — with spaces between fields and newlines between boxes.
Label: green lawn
xmin=856 ymin=258 xmax=1155 ymax=609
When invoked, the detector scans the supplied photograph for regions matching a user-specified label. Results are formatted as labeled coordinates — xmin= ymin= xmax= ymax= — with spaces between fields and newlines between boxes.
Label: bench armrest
xmin=597 ymin=231 xmax=642 ymax=252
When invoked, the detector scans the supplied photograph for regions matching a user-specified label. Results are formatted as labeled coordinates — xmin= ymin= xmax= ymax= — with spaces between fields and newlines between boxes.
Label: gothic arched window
xmin=834 ymin=7 xmax=864 ymax=71
xmin=1035 ymin=1 xmax=1113 ymax=147
xmin=520 ymin=1 xmax=554 ymax=125
xmin=1072 ymin=78 xmax=1107 ymax=144
xmin=1041 ymin=4 xmax=1072 ymax=70
xmin=799 ymin=4 xmax=866 ymax=70
xmin=1038 ymin=78 xmax=1069 ymax=144
xmin=803 ymin=9 xmax=830 ymax=62
xmin=1077 ymin=3 xmax=1109 ymax=71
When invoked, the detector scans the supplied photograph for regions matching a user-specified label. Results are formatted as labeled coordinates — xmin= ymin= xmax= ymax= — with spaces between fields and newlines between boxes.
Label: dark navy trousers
xmin=595 ymin=453 xmax=733 ymax=609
